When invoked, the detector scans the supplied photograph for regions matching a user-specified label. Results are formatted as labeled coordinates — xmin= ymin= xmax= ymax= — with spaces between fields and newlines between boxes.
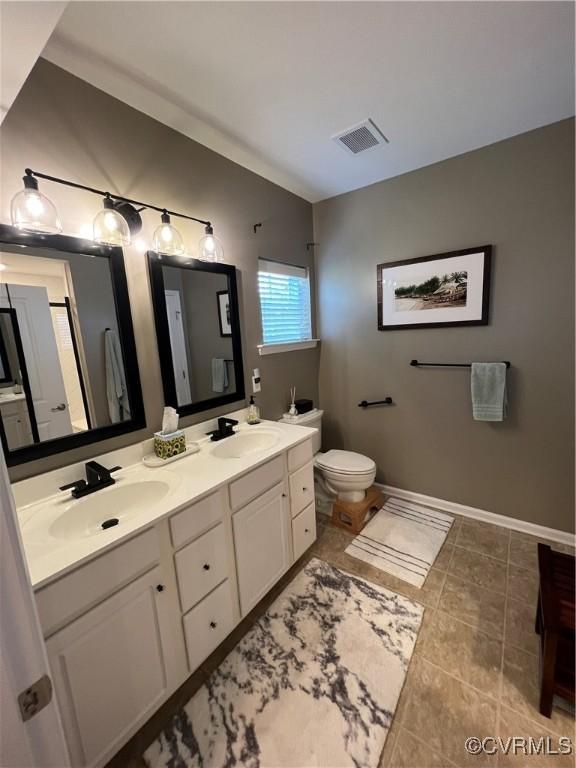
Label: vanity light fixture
xmin=93 ymin=195 xmax=132 ymax=247
xmin=11 ymin=168 xmax=223 ymax=260
xmin=152 ymin=211 xmax=184 ymax=256
xmin=198 ymin=223 xmax=224 ymax=263
xmin=10 ymin=170 xmax=62 ymax=234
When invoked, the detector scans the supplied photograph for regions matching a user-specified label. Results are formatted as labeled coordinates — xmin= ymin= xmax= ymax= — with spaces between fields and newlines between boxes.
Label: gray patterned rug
xmin=144 ymin=558 xmax=422 ymax=768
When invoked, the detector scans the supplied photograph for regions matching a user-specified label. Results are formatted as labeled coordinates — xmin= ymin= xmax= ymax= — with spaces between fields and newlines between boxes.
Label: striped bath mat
xmin=345 ymin=497 xmax=453 ymax=587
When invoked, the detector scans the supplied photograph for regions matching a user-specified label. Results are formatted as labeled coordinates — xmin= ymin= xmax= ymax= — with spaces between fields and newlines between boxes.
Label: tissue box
xmin=153 ymin=429 xmax=186 ymax=459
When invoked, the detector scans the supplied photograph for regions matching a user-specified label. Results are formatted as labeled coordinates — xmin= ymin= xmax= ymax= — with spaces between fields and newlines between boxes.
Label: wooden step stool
xmin=331 ymin=485 xmax=384 ymax=535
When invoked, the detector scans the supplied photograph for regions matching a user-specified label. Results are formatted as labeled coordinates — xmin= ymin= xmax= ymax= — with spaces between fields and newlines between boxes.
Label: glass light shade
xmin=152 ymin=213 xmax=184 ymax=255
xmin=93 ymin=199 xmax=131 ymax=246
xmin=198 ymin=226 xmax=224 ymax=262
xmin=10 ymin=188 xmax=62 ymax=234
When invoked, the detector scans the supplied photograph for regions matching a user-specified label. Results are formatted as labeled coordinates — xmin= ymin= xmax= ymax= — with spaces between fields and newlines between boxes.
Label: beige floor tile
xmin=379 ymin=717 xmax=401 ymax=768
xmin=402 ymin=657 xmax=497 ymax=766
xmin=501 ymin=646 xmax=575 ymax=737
xmin=445 ymin=518 xmax=462 ymax=544
xmin=390 ymin=727 xmax=454 ymax=767
xmin=439 ymin=574 xmax=506 ymax=638
xmin=412 ymin=607 xmax=436 ymax=656
xmin=507 ymin=563 xmax=540 ymax=606
xmin=449 ymin=547 xmax=507 ymax=593
xmin=508 ymin=533 xmax=570 ymax=571
xmin=497 ymin=706 xmax=575 ymax=767
xmin=505 ymin=598 xmax=539 ymax=655
xmin=433 ymin=543 xmax=454 ymax=572
xmin=456 ymin=520 xmax=510 ymax=562
xmin=419 ymin=611 xmax=502 ymax=695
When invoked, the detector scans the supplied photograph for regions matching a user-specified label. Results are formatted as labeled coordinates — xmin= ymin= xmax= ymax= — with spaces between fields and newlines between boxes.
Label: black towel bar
xmin=358 ymin=397 xmax=393 ymax=408
xmin=410 ymin=359 xmax=511 ymax=369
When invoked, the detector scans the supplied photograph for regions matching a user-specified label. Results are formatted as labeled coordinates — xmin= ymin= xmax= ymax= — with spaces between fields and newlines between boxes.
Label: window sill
xmin=257 ymin=339 xmax=320 ymax=355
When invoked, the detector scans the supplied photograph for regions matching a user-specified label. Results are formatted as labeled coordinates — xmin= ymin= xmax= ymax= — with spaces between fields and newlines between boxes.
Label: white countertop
xmin=0 ymin=391 xmax=26 ymax=404
xmin=17 ymin=419 xmax=316 ymax=590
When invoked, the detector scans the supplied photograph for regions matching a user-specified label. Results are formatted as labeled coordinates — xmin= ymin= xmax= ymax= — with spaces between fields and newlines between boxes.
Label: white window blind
xmin=258 ymin=259 xmax=312 ymax=345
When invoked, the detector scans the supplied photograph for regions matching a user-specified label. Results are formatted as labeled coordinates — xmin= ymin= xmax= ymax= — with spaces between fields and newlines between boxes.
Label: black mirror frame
xmin=147 ymin=251 xmax=245 ymax=417
xmin=0 ymin=224 xmax=146 ymax=466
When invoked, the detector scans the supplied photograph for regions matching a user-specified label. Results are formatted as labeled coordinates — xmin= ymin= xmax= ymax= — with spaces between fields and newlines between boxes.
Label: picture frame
xmin=217 ymin=290 xmax=232 ymax=337
xmin=377 ymin=245 xmax=492 ymax=331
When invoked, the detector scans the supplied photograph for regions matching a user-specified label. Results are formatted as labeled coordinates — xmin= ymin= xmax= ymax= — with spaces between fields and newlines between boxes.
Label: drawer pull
xmin=209 ymin=621 xmax=217 ymax=629
xmin=304 ymin=528 xmax=309 ymax=533
xmin=282 ymin=493 xmax=287 ymax=497
xmin=156 ymin=584 xmax=165 ymax=592
xmin=203 ymin=564 xmax=210 ymax=571
xmin=302 ymin=487 xmax=309 ymax=492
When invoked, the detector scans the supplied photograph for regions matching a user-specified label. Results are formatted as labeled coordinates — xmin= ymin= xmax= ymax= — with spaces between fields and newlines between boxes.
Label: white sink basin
xmin=49 ymin=480 xmax=172 ymax=540
xmin=211 ymin=429 xmax=280 ymax=459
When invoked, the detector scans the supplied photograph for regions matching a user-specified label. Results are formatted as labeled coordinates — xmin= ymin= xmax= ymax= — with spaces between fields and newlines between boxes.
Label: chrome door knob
xmin=51 ymin=403 xmax=67 ymax=412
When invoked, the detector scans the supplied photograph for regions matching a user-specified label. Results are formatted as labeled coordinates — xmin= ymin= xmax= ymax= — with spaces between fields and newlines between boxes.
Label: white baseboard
xmin=377 ymin=483 xmax=575 ymax=547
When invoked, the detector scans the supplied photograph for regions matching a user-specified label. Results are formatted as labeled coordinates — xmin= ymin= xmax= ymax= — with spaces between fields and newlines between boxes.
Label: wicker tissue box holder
xmin=153 ymin=429 xmax=186 ymax=460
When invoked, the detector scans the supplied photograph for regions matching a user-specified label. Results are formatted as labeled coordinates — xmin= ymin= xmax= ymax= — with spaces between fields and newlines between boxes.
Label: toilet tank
xmin=278 ymin=409 xmax=323 ymax=454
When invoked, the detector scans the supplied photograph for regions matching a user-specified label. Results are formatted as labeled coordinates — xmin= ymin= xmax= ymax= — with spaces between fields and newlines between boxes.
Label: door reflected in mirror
xmin=0 ymin=227 xmax=145 ymax=465
xmin=148 ymin=253 xmax=245 ymax=416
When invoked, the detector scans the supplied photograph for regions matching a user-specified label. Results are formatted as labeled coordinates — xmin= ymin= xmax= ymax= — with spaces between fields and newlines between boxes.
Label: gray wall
xmin=1 ymin=59 xmax=319 ymax=480
xmin=314 ymin=119 xmax=574 ymax=533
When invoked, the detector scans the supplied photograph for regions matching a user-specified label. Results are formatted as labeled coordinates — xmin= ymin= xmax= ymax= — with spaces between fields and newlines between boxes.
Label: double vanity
xmin=0 ymin=218 xmax=318 ymax=767
xmin=15 ymin=417 xmax=318 ymax=768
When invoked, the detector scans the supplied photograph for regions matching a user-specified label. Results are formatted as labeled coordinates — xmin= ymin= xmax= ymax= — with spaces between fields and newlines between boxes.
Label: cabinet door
xmin=233 ymin=482 xmax=290 ymax=616
xmin=292 ymin=502 xmax=317 ymax=561
xmin=46 ymin=566 xmax=174 ymax=767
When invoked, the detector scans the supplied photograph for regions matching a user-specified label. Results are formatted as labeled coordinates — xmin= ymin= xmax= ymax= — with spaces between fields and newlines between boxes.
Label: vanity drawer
xmin=36 ymin=529 xmax=160 ymax=637
xmin=175 ymin=523 xmax=228 ymax=613
xmin=169 ymin=490 xmax=224 ymax=549
xmin=289 ymin=460 xmax=315 ymax=517
xmin=288 ymin=439 xmax=313 ymax=473
xmin=183 ymin=579 xmax=234 ymax=673
xmin=229 ymin=455 xmax=285 ymax=510
xmin=292 ymin=502 xmax=317 ymax=561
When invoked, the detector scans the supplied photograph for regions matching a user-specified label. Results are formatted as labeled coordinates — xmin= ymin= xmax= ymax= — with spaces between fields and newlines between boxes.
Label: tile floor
xmin=110 ymin=511 xmax=575 ymax=768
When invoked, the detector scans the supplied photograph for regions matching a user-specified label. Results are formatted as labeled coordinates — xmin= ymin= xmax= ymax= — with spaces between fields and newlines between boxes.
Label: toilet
xmin=278 ymin=409 xmax=376 ymax=504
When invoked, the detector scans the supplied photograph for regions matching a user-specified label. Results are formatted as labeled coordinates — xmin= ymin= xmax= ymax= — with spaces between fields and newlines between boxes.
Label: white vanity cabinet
xmin=32 ymin=433 xmax=317 ymax=768
xmin=45 ymin=566 xmax=177 ymax=767
xmin=233 ymin=481 xmax=291 ymax=615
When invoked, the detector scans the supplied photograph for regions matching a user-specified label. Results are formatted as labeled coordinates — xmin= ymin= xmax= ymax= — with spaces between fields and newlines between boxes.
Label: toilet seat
xmin=315 ymin=449 xmax=375 ymax=475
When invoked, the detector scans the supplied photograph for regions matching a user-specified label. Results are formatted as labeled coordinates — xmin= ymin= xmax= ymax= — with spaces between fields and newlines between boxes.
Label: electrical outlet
xmin=252 ymin=368 xmax=261 ymax=393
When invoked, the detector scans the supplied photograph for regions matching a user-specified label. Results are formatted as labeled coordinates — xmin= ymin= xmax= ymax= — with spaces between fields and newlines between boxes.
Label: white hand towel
xmin=211 ymin=358 xmax=228 ymax=393
xmin=105 ymin=328 xmax=131 ymax=423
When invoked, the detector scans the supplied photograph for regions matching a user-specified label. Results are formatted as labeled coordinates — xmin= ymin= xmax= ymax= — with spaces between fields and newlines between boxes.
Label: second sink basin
xmin=211 ymin=428 xmax=280 ymax=459
xmin=49 ymin=480 xmax=172 ymax=540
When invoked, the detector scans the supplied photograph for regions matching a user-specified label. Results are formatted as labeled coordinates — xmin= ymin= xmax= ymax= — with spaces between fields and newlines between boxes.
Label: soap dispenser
xmin=247 ymin=395 xmax=261 ymax=424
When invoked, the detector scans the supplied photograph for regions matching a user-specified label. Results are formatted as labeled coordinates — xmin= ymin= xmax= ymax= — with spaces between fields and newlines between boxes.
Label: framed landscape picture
xmin=377 ymin=245 xmax=492 ymax=330
xmin=217 ymin=290 xmax=232 ymax=337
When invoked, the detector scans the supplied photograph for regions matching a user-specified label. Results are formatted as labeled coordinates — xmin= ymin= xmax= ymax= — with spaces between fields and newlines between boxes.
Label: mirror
xmin=148 ymin=252 xmax=245 ymax=416
xmin=0 ymin=225 xmax=145 ymax=465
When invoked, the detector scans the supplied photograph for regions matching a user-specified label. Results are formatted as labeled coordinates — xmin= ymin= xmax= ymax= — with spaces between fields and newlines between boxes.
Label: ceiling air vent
xmin=332 ymin=119 xmax=389 ymax=156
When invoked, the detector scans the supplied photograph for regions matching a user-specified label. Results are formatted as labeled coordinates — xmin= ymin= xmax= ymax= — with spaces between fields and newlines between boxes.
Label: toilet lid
xmin=316 ymin=449 xmax=375 ymax=474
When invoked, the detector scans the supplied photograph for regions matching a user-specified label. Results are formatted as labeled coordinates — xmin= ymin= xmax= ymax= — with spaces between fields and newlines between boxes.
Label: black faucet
xmin=59 ymin=461 xmax=121 ymax=499
xmin=208 ymin=417 xmax=239 ymax=442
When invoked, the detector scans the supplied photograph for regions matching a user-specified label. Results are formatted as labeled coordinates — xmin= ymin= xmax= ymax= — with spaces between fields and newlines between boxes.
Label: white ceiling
xmin=43 ymin=2 xmax=574 ymax=203
xmin=0 ymin=1 xmax=67 ymax=124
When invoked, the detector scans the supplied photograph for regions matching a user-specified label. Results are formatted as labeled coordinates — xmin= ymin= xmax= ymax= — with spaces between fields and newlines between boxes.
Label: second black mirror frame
xmin=147 ymin=251 xmax=245 ymax=417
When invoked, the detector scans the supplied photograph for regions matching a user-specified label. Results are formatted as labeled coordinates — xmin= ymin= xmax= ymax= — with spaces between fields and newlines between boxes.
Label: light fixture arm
xmin=23 ymin=168 xmax=212 ymax=228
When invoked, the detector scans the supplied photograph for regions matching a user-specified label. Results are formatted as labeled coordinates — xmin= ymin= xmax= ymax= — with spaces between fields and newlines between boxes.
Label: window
xmin=258 ymin=259 xmax=314 ymax=351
